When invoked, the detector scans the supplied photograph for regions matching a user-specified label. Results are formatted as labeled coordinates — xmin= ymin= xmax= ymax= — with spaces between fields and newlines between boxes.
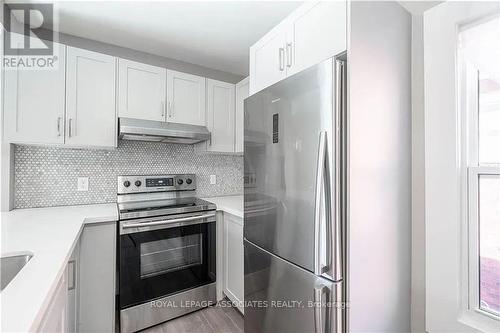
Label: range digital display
xmin=146 ymin=178 xmax=173 ymax=187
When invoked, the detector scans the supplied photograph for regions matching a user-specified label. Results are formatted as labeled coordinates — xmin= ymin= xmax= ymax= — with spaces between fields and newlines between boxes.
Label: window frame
xmin=467 ymin=167 xmax=500 ymax=320
xmin=459 ymin=25 xmax=500 ymax=327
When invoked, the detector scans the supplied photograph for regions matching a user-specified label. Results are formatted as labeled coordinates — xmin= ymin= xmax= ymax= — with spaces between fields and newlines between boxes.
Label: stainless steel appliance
xmin=118 ymin=117 xmax=211 ymax=144
xmin=117 ymin=174 xmax=217 ymax=333
xmin=244 ymin=56 xmax=347 ymax=333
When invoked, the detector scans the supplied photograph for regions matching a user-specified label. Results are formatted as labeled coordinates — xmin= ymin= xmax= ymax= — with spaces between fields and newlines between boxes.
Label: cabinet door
xmin=287 ymin=1 xmax=347 ymax=76
xmin=223 ymin=213 xmax=244 ymax=313
xmin=66 ymin=242 xmax=79 ymax=333
xmin=118 ymin=59 xmax=166 ymax=121
xmin=78 ymin=222 xmax=116 ymax=333
xmin=166 ymin=70 xmax=206 ymax=126
xmin=249 ymin=27 xmax=287 ymax=94
xmin=3 ymin=40 xmax=65 ymax=144
xmin=66 ymin=47 xmax=117 ymax=147
xmin=206 ymin=79 xmax=235 ymax=153
xmin=37 ymin=270 xmax=68 ymax=333
xmin=235 ymin=77 xmax=249 ymax=154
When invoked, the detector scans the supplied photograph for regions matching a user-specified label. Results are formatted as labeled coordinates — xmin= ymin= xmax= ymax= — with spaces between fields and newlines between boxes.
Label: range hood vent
xmin=118 ymin=117 xmax=211 ymax=145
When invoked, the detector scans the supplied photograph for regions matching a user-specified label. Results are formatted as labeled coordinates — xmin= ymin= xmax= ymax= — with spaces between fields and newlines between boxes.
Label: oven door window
xmin=119 ymin=221 xmax=216 ymax=309
xmin=140 ymin=234 xmax=203 ymax=278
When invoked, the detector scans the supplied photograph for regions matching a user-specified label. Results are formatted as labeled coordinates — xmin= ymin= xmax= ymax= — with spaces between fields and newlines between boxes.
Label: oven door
xmin=118 ymin=211 xmax=216 ymax=309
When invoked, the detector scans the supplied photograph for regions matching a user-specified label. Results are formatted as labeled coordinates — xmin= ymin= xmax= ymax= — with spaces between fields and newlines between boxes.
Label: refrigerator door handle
xmin=315 ymin=59 xmax=346 ymax=282
xmin=314 ymin=131 xmax=332 ymax=276
xmin=330 ymin=58 xmax=347 ymax=282
xmin=314 ymin=284 xmax=333 ymax=333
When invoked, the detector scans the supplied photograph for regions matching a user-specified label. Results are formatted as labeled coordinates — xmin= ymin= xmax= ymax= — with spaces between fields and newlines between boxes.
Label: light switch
xmin=210 ymin=175 xmax=217 ymax=185
xmin=77 ymin=177 xmax=89 ymax=191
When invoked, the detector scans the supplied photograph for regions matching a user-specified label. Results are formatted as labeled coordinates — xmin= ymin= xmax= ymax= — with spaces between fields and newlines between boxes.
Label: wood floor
xmin=140 ymin=304 xmax=244 ymax=333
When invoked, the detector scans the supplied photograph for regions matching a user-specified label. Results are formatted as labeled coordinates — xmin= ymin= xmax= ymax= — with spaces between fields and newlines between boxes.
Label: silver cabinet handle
xmin=169 ymin=101 xmax=174 ymax=119
xmin=278 ymin=47 xmax=285 ymax=71
xmin=161 ymin=101 xmax=165 ymax=119
xmin=57 ymin=117 xmax=62 ymax=137
xmin=68 ymin=118 xmax=73 ymax=137
xmin=314 ymin=131 xmax=332 ymax=276
xmin=123 ymin=213 xmax=215 ymax=229
xmin=67 ymin=260 xmax=76 ymax=290
xmin=286 ymin=43 xmax=292 ymax=68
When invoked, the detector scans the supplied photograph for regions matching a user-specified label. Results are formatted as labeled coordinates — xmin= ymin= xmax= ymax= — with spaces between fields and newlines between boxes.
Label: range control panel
xmin=117 ymin=174 xmax=196 ymax=194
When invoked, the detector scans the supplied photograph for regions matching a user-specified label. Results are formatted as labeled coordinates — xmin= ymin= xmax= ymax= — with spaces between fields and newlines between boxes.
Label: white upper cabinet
xmin=206 ymin=79 xmax=235 ymax=153
xmin=249 ymin=0 xmax=347 ymax=94
xmin=3 ymin=41 xmax=66 ymax=144
xmin=66 ymin=47 xmax=117 ymax=148
xmin=287 ymin=1 xmax=347 ymax=76
xmin=166 ymin=70 xmax=206 ymax=126
xmin=235 ymin=77 xmax=249 ymax=154
xmin=249 ymin=28 xmax=287 ymax=94
xmin=118 ymin=59 xmax=166 ymax=122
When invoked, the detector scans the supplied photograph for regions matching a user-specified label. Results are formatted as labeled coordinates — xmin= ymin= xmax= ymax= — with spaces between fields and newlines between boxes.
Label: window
xmin=460 ymin=14 xmax=500 ymax=321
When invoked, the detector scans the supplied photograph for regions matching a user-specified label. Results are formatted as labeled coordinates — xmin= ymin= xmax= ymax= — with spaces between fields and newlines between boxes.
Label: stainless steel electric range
xmin=117 ymin=174 xmax=217 ymax=333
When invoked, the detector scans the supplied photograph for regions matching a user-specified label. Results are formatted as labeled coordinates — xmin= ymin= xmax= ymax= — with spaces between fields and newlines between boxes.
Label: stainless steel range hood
xmin=118 ymin=117 xmax=211 ymax=144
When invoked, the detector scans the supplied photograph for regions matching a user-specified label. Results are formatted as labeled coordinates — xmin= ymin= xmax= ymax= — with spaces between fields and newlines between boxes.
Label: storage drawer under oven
xmin=118 ymin=212 xmax=216 ymax=309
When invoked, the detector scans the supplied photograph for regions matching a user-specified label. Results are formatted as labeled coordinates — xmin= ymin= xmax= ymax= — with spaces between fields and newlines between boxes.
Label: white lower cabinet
xmin=223 ymin=213 xmax=244 ymax=314
xmin=37 ymin=221 xmax=115 ymax=333
xmin=78 ymin=222 xmax=116 ymax=333
xmin=37 ymin=270 xmax=68 ymax=333
xmin=67 ymin=241 xmax=80 ymax=333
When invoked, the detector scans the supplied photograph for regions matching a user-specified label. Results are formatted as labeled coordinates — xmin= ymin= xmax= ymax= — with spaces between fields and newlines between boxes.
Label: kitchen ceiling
xmin=46 ymin=1 xmax=301 ymax=76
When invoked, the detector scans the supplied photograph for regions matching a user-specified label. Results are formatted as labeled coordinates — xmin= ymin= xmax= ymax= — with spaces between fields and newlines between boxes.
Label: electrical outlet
xmin=210 ymin=175 xmax=217 ymax=185
xmin=77 ymin=177 xmax=89 ymax=191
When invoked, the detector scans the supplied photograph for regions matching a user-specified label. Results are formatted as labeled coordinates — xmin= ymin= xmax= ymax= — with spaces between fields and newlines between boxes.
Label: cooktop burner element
xmin=116 ymin=174 xmax=216 ymax=220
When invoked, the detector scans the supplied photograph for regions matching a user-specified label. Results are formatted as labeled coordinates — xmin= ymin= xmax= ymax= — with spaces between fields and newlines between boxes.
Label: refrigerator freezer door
xmin=244 ymin=58 xmax=336 ymax=274
xmin=244 ymin=240 xmax=343 ymax=333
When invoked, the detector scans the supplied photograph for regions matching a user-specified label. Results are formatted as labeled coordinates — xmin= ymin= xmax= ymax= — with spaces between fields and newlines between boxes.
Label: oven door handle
xmin=122 ymin=213 xmax=216 ymax=229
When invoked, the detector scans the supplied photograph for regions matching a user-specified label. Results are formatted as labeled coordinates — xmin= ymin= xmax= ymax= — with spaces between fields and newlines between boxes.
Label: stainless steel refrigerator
xmin=244 ymin=56 xmax=347 ymax=333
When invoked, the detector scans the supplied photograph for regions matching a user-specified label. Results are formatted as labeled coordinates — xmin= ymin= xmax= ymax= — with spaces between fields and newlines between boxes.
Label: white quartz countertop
xmin=0 ymin=196 xmax=241 ymax=332
xmin=202 ymin=195 xmax=243 ymax=218
xmin=0 ymin=203 xmax=118 ymax=333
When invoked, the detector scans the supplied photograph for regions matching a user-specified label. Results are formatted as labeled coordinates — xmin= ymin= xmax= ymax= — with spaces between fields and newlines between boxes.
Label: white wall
xmin=348 ymin=2 xmax=412 ymax=331
xmin=410 ymin=12 xmax=426 ymax=333
xmin=0 ymin=0 xmax=15 ymax=212
xmin=36 ymin=28 xmax=243 ymax=84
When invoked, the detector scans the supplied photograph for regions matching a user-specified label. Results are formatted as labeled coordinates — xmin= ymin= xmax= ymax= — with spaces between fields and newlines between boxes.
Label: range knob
xmin=135 ymin=180 xmax=142 ymax=187
xmin=123 ymin=181 xmax=131 ymax=188
xmin=186 ymin=178 xmax=192 ymax=185
xmin=177 ymin=179 xmax=184 ymax=185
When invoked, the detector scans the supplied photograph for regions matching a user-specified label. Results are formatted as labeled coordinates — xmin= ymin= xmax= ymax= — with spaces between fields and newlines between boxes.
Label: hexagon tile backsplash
xmin=14 ymin=141 xmax=243 ymax=209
